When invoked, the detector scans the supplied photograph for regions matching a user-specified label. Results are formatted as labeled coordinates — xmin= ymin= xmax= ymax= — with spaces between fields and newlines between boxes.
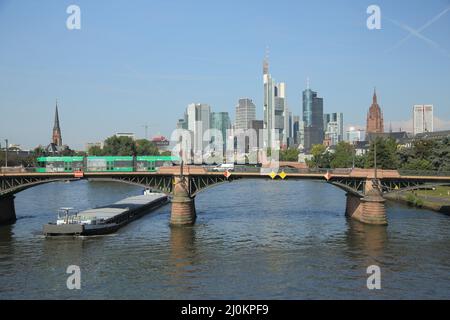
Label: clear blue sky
xmin=1 ymin=0 xmax=449 ymax=150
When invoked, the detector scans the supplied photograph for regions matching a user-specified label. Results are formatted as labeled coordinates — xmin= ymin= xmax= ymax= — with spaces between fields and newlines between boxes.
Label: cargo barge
xmin=43 ymin=192 xmax=168 ymax=237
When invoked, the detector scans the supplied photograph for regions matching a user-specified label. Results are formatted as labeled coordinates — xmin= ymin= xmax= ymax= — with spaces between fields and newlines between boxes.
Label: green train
xmin=36 ymin=156 xmax=180 ymax=173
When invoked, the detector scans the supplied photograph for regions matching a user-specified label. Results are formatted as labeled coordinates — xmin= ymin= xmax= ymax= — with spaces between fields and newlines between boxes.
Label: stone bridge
xmin=1 ymin=167 xmax=449 ymax=226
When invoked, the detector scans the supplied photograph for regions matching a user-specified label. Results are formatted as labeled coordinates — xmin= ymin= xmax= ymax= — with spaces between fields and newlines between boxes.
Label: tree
xmin=402 ymin=158 xmax=433 ymax=171
xmin=88 ymin=145 xmax=103 ymax=156
xmin=280 ymin=148 xmax=300 ymax=161
xmin=331 ymin=142 xmax=354 ymax=168
xmin=308 ymin=144 xmax=332 ymax=168
xmin=102 ymin=136 xmax=136 ymax=156
xmin=33 ymin=146 xmax=46 ymax=157
xmin=365 ymin=137 xmax=399 ymax=170
xmin=135 ymin=139 xmax=159 ymax=156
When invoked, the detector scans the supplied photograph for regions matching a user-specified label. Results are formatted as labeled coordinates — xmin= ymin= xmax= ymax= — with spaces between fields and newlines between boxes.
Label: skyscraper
xmin=302 ymin=83 xmax=324 ymax=151
xmin=187 ymin=103 xmax=211 ymax=158
xmin=235 ymin=98 xmax=256 ymax=130
xmin=211 ymin=112 xmax=231 ymax=152
xmin=263 ymin=54 xmax=276 ymax=149
xmin=366 ymin=89 xmax=384 ymax=139
xmin=52 ymin=101 xmax=62 ymax=147
xmin=323 ymin=112 xmax=344 ymax=145
xmin=413 ymin=105 xmax=433 ymax=135
xmin=262 ymin=51 xmax=289 ymax=149
xmin=274 ymin=82 xmax=289 ymax=148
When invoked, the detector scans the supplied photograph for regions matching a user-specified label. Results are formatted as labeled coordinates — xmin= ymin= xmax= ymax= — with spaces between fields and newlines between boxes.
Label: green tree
xmin=135 ymin=139 xmax=159 ymax=156
xmin=280 ymin=148 xmax=300 ymax=161
xmin=365 ymin=137 xmax=399 ymax=170
xmin=88 ymin=145 xmax=104 ymax=156
xmin=330 ymin=142 xmax=354 ymax=168
xmin=307 ymin=144 xmax=332 ymax=168
xmin=402 ymin=158 xmax=433 ymax=171
xmin=102 ymin=136 xmax=136 ymax=156
xmin=33 ymin=146 xmax=46 ymax=157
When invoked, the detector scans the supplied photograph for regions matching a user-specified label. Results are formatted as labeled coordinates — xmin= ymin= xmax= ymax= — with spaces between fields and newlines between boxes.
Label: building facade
xmin=263 ymin=56 xmax=288 ymax=149
xmin=302 ymin=87 xmax=324 ymax=151
xmin=323 ymin=112 xmax=344 ymax=145
xmin=211 ymin=112 xmax=231 ymax=153
xmin=235 ymin=98 xmax=256 ymax=130
xmin=413 ymin=104 xmax=433 ymax=135
xmin=346 ymin=127 xmax=364 ymax=143
xmin=187 ymin=103 xmax=211 ymax=158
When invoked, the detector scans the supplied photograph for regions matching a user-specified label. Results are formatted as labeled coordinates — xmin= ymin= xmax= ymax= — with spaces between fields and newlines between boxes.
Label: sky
xmin=0 ymin=0 xmax=450 ymax=150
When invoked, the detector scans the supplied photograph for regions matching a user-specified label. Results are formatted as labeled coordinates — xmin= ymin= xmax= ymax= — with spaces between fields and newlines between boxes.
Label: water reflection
xmin=345 ymin=218 xmax=388 ymax=265
xmin=169 ymin=226 xmax=198 ymax=278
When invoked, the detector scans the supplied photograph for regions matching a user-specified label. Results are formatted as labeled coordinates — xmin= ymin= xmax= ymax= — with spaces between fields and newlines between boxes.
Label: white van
xmin=212 ymin=163 xmax=235 ymax=172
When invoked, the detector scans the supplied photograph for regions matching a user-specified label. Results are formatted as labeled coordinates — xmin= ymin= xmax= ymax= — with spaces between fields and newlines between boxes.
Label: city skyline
xmin=1 ymin=0 xmax=450 ymax=150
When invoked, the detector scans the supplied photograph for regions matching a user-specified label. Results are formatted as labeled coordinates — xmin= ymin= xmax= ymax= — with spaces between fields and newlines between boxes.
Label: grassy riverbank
xmin=385 ymin=186 xmax=450 ymax=214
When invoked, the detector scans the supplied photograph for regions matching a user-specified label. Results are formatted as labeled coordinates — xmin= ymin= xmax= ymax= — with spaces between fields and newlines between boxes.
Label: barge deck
xmin=43 ymin=193 xmax=168 ymax=236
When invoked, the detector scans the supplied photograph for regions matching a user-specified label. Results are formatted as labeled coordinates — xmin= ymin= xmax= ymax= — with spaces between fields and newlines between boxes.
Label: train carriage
xmin=35 ymin=155 xmax=180 ymax=173
xmin=36 ymin=156 xmax=84 ymax=173
xmin=136 ymin=156 xmax=180 ymax=172
xmin=86 ymin=156 xmax=134 ymax=172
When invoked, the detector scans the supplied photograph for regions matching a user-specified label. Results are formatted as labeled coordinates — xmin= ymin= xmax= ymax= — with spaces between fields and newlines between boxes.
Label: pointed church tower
xmin=52 ymin=101 xmax=62 ymax=147
xmin=366 ymin=88 xmax=384 ymax=139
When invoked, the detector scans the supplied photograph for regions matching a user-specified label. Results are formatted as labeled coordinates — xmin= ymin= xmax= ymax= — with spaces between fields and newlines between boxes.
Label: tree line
xmin=306 ymin=136 xmax=450 ymax=171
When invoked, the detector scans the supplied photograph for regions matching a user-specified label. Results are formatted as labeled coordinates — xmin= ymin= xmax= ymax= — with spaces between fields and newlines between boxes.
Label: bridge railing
xmin=398 ymin=169 xmax=450 ymax=177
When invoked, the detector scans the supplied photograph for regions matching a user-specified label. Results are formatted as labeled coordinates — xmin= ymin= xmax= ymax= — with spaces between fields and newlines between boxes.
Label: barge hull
xmin=43 ymin=194 xmax=168 ymax=237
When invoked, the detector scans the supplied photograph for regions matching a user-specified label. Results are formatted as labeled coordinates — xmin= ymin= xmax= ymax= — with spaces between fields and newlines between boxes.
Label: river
xmin=1 ymin=179 xmax=450 ymax=299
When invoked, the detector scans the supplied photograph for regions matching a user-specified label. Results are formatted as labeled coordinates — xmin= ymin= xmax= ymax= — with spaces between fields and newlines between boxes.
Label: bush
xmin=405 ymin=193 xmax=423 ymax=207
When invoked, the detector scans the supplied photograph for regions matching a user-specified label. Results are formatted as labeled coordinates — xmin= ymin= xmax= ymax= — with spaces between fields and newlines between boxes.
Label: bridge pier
xmin=345 ymin=179 xmax=387 ymax=226
xmin=0 ymin=195 xmax=17 ymax=225
xmin=345 ymin=193 xmax=363 ymax=221
xmin=170 ymin=176 xmax=196 ymax=226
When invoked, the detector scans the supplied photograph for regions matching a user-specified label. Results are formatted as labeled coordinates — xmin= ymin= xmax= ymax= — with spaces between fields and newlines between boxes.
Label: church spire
xmin=373 ymin=87 xmax=377 ymax=104
xmin=54 ymin=100 xmax=60 ymax=131
xmin=52 ymin=100 xmax=62 ymax=147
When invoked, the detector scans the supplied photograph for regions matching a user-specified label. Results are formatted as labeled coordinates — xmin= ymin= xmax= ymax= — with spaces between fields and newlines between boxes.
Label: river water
xmin=1 ymin=179 xmax=450 ymax=299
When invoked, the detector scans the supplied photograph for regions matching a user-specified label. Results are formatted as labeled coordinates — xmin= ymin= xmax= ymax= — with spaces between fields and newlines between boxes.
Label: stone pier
xmin=345 ymin=179 xmax=387 ymax=226
xmin=0 ymin=195 xmax=17 ymax=225
xmin=170 ymin=176 xmax=196 ymax=226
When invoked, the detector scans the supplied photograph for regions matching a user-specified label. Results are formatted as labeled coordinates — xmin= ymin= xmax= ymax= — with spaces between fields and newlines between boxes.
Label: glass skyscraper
xmin=211 ymin=112 xmax=231 ymax=153
xmin=302 ymin=88 xmax=324 ymax=151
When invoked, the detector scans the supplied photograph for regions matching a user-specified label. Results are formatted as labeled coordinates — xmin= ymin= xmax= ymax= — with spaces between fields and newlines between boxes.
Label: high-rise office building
xmin=323 ymin=112 xmax=344 ymax=144
xmin=263 ymin=54 xmax=275 ymax=149
xmin=274 ymin=82 xmax=288 ymax=148
xmin=366 ymin=89 xmax=384 ymax=139
xmin=211 ymin=112 xmax=231 ymax=152
xmin=235 ymin=98 xmax=256 ymax=130
xmin=263 ymin=54 xmax=288 ymax=149
xmin=325 ymin=121 xmax=339 ymax=146
xmin=302 ymin=84 xmax=324 ymax=151
xmin=248 ymin=120 xmax=264 ymax=148
xmin=187 ymin=103 xmax=211 ymax=158
xmin=176 ymin=112 xmax=188 ymax=130
xmin=293 ymin=116 xmax=300 ymax=145
xmin=413 ymin=105 xmax=433 ymax=135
